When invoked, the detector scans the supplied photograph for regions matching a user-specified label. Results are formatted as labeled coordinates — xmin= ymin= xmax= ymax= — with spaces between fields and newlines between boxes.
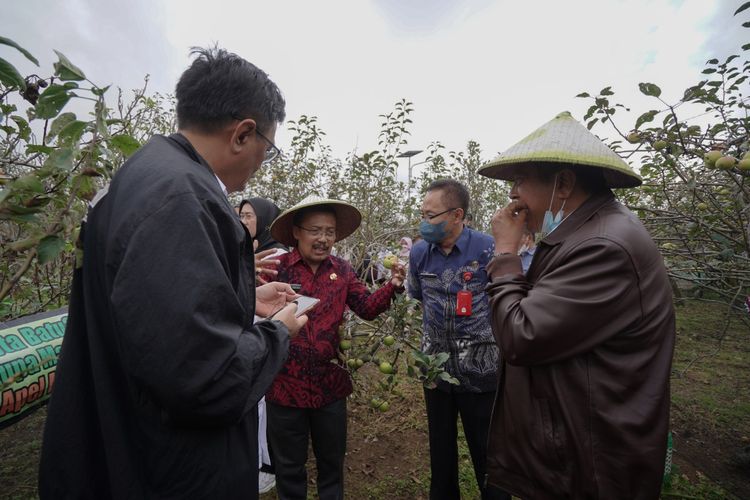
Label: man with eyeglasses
xmin=265 ymin=195 xmax=406 ymax=500
xmin=409 ymin=179 xmax=510 ymax=500
xmin=39 ymin=47 xmax=307 ymax=500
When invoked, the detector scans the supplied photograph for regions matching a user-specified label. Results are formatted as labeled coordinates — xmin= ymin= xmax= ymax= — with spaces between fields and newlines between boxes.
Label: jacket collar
xmin=540 ymin=190 xmax=616 ymax=247
xmin=430 ymin=225 xmax=470 ymax=256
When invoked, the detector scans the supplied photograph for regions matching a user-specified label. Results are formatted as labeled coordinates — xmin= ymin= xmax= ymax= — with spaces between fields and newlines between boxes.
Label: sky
xmin=2 ymin=0 xmax=748 ymax=180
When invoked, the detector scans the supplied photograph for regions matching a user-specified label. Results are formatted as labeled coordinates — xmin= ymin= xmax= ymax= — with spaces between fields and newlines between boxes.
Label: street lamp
xmin=397 ymin=149 xmax=423 ymax=196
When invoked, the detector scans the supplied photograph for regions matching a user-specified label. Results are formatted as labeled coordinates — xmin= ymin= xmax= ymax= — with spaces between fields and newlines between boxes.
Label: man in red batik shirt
xmin=266 ymin=195 xmax=405 ymax=500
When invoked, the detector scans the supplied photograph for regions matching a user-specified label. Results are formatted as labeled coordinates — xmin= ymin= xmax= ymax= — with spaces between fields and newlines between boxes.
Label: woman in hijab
xmin=239 ymin=198 xmax=288 ymax=284
xmin=240 ymin=198 xmax=287 ymax=252
xmin=238 ymin=197 xmax=288 ymax=494
xmin=398 ymin=236 xmax=413 ymax=260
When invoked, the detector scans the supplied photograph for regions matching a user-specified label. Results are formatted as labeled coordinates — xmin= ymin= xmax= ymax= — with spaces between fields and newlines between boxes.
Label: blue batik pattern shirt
xmin=408 ymin=226 xmax=499 ymax=393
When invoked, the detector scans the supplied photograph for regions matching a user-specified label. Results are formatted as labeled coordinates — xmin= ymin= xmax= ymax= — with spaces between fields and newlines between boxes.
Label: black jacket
xmin=39 ymin=134 xmax=289 ymax=499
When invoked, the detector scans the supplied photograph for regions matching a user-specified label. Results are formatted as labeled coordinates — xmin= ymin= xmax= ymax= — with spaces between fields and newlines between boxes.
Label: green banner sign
xmin=0 ymin=308 xmax=67 ymax=429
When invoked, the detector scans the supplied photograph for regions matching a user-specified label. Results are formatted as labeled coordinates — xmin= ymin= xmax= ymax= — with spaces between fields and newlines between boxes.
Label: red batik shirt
xmin=266 ymin=249 xmax=399 ymax=408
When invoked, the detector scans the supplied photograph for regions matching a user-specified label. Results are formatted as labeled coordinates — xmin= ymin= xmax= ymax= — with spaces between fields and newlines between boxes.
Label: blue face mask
xmin=419 ymin=219 xmax=447 ymax=244
xmin=538 ymin=175 xmax=566 ymax=240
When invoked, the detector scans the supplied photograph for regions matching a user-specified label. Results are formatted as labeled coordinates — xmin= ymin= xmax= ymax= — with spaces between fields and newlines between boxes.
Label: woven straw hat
xmin=478 ymin=111 xmax=641 ymax=188
xmin=270 ymin=195 xmax=362 ymax=246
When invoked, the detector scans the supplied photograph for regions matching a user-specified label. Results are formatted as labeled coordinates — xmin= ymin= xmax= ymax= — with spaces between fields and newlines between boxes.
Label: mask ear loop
xmin=547 ymin=173 xmax=559 ymax=213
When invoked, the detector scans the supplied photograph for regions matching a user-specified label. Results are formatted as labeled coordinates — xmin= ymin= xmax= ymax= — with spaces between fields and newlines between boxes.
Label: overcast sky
xmin=3 ymin=0 xmax=747 ymax=179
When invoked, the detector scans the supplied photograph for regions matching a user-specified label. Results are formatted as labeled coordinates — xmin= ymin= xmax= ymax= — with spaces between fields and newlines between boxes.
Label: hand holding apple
xmin=389 ymin=261 xmax=406 ymax=288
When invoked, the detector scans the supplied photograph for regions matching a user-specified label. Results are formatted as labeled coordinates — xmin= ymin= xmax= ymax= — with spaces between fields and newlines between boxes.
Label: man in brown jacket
xmin=478 ymin=112 xmax=675 ymax=499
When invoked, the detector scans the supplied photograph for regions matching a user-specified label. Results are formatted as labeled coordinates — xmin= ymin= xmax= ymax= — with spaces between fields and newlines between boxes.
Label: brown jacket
xmin=485 ymin=191 xmax=675 ymax=499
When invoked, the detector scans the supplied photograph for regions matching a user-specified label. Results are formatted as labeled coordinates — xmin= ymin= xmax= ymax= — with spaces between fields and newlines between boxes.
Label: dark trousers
xmin=266 ymin=399 xmax=347 ymax=500
xmin=424 ymin=388 xmax=511 ymax=500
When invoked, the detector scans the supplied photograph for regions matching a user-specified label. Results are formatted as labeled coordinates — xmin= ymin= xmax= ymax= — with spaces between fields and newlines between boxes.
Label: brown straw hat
xmin=478 ymin=111 xmax=642 ymax=188
xmin=269 ymin=195 xmax=362 ymax=246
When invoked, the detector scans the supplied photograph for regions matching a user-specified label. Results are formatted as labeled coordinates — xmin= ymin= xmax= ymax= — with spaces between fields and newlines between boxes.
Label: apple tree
xmin=575 ymin=5 xmax=750 ymax=320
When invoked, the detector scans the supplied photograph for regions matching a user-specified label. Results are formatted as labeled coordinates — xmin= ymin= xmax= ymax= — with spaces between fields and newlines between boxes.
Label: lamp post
xmin=397 ymin=149 xmax=423 ymax=197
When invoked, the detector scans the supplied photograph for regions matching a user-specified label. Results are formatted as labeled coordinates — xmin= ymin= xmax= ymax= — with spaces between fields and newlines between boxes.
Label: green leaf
xmin=0 ymin=56 xmax=25 ymax=89
xmin=37 ymin=235 xmax=66 ymax=265
xmin=587 ymin=118 xmax=599 ymax=130
xmin=638 ymin=82 xmax=662 ymax=97
xmin=58 ymin=120 xmax=88 ymax=145
xmin=706 ymin=58 xmax=719 ymax=65
xmin=735 ymin=1 xmax=750 ymax=15
xmin=683 ymin=86 xmax=702 ymax=101
xmin=434 ymin=352 xmax=450 ymax=365
xmin=743 ymin=43 xmax=750 ymax=51
xmin=109 ymin=134 xmax=141 ymax=157
xmin=0 ymin=36 xmax=39 ymax=66
xmin=599 ymin=86 xmax=614 ymax=96
xmin=635 ymin=110 xmax=658 ymax=129
xmin=35 ymin=85 xmax=73 ymax=119
xmin=438 ymin=372 xmax=459 ymax=385
xmin=26 ymin=144 xmax=54 ymax=154
xmin=45 ymin=147 xmax=75 ymax=171
xmin=91 ymin=85 xmax=111 ymax=97
xmin=10 ymin=116 xmax=31 ymax=141
xmin=11 ymin=174 xmax=44 ymax=193
xmin=575 ymin=92 xmax=590 ymax=98
xmin=48 ymin=112 xmax=76 ymax=140
xmin=702 ymin=68 xmax=717 ymax=74
xmin=725 ymin=54 xmax=739 ymax=65
xmin=743 ymin=21 xmax=750 ymax=27
xmin=53 ymin=50 xmax=86 ymax=81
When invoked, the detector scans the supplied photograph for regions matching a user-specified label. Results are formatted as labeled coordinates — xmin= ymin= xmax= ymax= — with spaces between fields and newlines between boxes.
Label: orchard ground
xmin=0 ymin=300 xmax=748 ymax=499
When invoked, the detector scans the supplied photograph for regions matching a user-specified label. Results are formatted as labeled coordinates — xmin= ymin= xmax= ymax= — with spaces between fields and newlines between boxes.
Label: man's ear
xmin=291 ymin=225 xmax=300 ymax=241
xmin=558 ymin=169 xmax=577 ymax=199
xmin=230 ymin=118 xmax=257 ymax=154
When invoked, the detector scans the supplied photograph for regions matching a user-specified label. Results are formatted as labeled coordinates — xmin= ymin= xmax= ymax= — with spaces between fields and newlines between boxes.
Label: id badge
xmin=456 ymin=290 xmax=472 ymax=316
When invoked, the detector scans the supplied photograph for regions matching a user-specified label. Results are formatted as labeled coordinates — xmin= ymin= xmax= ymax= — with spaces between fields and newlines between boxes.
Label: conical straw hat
xmin=270 ymin=195 xmax=362 ymax=247
xmin=478 ymin=111 xmax=641 ymax=188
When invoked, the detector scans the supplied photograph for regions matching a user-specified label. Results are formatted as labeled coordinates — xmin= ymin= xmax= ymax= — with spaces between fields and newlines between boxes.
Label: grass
xmin=662 ymin=464 xmax=732 ymax=500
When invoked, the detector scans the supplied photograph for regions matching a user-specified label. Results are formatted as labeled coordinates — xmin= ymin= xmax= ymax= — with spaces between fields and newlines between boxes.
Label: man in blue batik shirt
xmin=408 ymin=179 xmax=510 ymax=500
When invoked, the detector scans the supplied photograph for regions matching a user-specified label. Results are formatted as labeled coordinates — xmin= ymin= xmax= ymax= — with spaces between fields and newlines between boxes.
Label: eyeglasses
xmin=239 ymin=212 xmax=256 ymax=221
xmin=420 ymin=207 xmax=458 ymax=222
xmin=231 ymin=113 xmax=281 ymax=164
xmin=295 ymin=225 xmax=336 ymax=239
xmin=256 ymin=129 xmax=281 ymax=164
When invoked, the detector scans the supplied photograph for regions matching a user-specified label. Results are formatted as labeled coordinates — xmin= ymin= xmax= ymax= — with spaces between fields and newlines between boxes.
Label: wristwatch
xmin=492 ymin=251 xmax=515 ymax=258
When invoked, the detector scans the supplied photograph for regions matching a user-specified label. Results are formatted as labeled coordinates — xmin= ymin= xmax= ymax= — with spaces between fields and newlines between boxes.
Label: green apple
xmin=355 ymin=358 xmax=364 ymax=367
xmin=652 ymin=140 xmax=668 ymax=151
xmin=339 ymin=339 xmax=352 ymax=350
xmin=383 ymin=335 xmax=395 ymax=346
xmin=347 ymin=358 xmax=357 ymax=368
xmin=627 ymin=132 xmax=641 ymax=143
xmin=738 ymin=159 xmax=750 ymax=171
xmin=378 ymin=401 xmax=390 ymax=412
xmin=704 ymin=150 xmax=722 ymax=168
xmin=383 ymin=254 xmax=397 ymax=269
xmin=379 ymin=361 xmax=394 ymax=374
xmin=696 ymin=203 xmax=708 ymax=211
xmin=715 ymin=156 xmax=736 ymax=170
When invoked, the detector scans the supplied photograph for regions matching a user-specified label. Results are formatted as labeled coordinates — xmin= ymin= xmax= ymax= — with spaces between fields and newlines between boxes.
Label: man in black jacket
xmin=39 ymin=47 xmax=307 ymax=499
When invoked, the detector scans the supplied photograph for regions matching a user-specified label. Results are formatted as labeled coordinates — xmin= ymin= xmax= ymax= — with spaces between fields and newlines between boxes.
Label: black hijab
xmin=240 ymin=198 xmax=286 ymax=252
